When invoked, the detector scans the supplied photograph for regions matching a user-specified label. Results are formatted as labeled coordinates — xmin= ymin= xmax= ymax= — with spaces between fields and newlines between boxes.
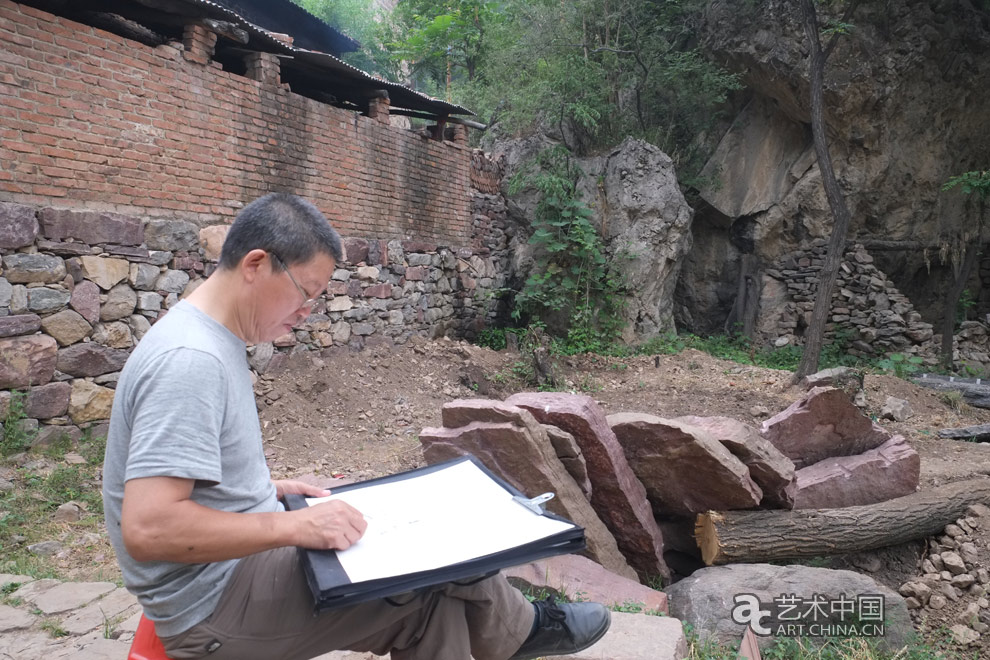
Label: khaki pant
xmin=160 ymin=546 xmax=534 ymax=660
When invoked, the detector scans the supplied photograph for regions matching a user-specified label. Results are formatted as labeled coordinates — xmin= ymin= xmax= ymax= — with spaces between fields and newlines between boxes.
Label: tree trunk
xmin=695 ymin=479 xmax=990 ymax=566
xmin=940 ymin=243 xmax=980 ymax=370
xmin=792 ymin=0 xmax=857 ymax=382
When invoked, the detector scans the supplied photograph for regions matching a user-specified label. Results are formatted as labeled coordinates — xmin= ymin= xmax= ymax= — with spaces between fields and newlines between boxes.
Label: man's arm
xmin=121 ymin=476 xmax=367 ymax=563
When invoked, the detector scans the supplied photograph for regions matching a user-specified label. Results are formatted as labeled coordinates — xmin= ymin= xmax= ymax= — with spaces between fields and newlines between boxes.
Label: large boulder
xmin=609 ymin=413 xmax=762 ymax=516
xmin=793 ymin=435 xmax=920 ymax=509
xmin=666 ymin=563 xmax=913 ymax=651
xmin=494 ymin=136 xmax=693 ymax=341
xmin=760 ymin=387 xmax=891 ymax=468
xmin=675 ymin=415 xmax=796 ymax=509
xmin=505 ymin=392 xmax=669 ymax=581
xmin=421 ymin=400 xmax=636 ymax=579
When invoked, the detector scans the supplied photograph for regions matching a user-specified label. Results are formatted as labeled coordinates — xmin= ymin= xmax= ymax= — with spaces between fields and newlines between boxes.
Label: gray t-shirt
xmin=103 ymin=300 xmax=278 ymax=637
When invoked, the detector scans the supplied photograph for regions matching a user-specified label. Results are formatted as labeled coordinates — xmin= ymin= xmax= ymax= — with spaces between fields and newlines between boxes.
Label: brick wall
xmin=0 ymin=1 xmax=472 ymax=243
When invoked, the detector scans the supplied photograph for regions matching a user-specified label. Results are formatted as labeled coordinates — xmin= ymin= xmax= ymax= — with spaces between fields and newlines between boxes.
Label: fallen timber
xmin=695 ymin=479 xmax=990 ymax=566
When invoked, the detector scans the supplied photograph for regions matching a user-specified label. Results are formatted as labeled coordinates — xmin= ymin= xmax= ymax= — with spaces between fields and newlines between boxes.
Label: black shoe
xmin=509 ymin=598 xmax=611 ymax=660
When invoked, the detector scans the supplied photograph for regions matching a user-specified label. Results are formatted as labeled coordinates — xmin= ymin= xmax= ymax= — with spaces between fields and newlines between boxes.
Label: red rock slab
xmin=441 ymin=399 xmax=593 ymax=499
xmin=676 ymin=415 xmax=796 ymax=509
xmin=760 ymin=387 xmax=891 ymax=468
xmin=504 ymin=554 xmax=668 ymax=614
xmin=505 ymin=392 xmax=669 ymax=581
xmin=793 ymin=435 xmax=920 ymax=509
xmin=419 ymin=420 xmax=637 ymax=580
xmin=609 ymin=413 xmax=762 ymax=516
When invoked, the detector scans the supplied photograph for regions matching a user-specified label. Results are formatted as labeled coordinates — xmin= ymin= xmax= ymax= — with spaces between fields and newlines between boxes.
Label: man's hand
xmin=293 ymin=499 xmax=368 ymax=551
xmin=273 ymin=479 xmax=331 ymax=499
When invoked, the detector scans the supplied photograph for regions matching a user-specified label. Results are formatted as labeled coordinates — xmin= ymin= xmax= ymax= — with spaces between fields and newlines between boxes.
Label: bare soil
xmin=21 ymin=336 xmax=990 ymax=652
xmin=256 ymin=337 xmax=990 ymax=653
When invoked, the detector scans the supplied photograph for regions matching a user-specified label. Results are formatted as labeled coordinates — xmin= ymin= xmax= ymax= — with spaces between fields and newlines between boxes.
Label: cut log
xmin=938 ymin=423 xmax=990 ymax=441
xmin=912 ymin=374 xmax=990 ymax=409
xmin=695 ymin=479 xmax=990 ymax=565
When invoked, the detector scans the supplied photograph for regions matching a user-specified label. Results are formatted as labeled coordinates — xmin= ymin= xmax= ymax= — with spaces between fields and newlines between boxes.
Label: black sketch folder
xmin=283 ymin=455 xmax=586 ymax=611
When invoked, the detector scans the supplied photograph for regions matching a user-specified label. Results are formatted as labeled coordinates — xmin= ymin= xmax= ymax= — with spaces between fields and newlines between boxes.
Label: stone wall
xmin=760 ymin=242 xmax=936 ymax=359
xmin=0 ymin=1 xmax=472 ymax=243
xmin=0 ymin=151 xmax=510 ymax=439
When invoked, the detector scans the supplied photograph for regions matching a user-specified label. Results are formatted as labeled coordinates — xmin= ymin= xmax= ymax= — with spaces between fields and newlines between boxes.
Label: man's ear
xmin=240 ymin=249 xmax=270 ymax=284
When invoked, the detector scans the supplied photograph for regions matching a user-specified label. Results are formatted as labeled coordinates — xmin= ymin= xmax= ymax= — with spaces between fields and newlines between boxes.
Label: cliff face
xmin=678 ymin=0 xmax=990 ymax=335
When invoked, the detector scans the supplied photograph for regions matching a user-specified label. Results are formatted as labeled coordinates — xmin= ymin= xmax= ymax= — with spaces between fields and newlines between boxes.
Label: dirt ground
xmin=256 ymin=336 xmax=990 ymax=653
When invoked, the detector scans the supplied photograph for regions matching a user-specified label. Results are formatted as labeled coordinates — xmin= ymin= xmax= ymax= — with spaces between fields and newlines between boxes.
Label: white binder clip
xmin=513 ymin=492 xmax=554 ymax=514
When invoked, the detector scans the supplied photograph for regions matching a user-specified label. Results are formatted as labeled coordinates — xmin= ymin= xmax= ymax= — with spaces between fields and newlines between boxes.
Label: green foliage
xmin=876 ymin=352 xmax=924 ymax=379
xmin=942 ymin=170 xmax=990 ymax=200
xmin=476 ymin=327 xmax=508 ymax=351
xmin=1 ymin=391 xmax=33 ymax=457
xmin=291 ymin=0 xmax=393 ymax=75
xmin=957 ymin=288 xmax=977 ymax=323
xmin=508 ymin=147 xmax=627 ymax=353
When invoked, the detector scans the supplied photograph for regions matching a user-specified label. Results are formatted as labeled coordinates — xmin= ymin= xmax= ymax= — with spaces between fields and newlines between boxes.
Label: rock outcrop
xmin=494 ymin=136 xmax=693 ymax=341
xmin=679 ymin=0 xmax=990 ymax=336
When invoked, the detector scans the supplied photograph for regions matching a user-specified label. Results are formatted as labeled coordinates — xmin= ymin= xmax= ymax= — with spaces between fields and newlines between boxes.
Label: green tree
xmin=384 ymin=0 xmax=502 ymax=97
xmin=292 ymin=0 xmax=392 ymax=75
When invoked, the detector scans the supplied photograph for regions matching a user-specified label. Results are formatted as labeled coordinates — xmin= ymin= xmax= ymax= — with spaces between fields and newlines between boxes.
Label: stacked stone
xmin=469 ymin=149 xmax=505 ymax=195
xmin=0 ymin=187 xmax=510 ymax=436
xmin=0 ymin=203 xmax=204 ymax=444
xmin=899 ymin=504 xmax=990 ymax=647
xmin=766 ymin=241 xmax=935 ymax=359
xmin=954 ymin=321 xmax=990 ymax=371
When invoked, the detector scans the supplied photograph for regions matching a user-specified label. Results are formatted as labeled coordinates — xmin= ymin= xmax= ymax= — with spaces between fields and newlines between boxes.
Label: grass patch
xmin=685 ymin=623 xmax=973 ymax=659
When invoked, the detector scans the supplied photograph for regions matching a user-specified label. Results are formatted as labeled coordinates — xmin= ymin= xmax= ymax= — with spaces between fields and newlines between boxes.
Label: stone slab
xmin=675 ymin=415 xmax=796 ymax=509
xmin=504 ymin=554 xmax=668 ymax=614
xmin=610 ymin=413 xmax=762 ymax=516
xmin=760 ymin=387 xmax=892 ymax=468
xmin=61 ymin=587 xmax=140 ymax=636
xmin=505 ymin=393 xmax=669 ymax=581
xmin=38 ymin=208 xmax=143 ymax=246
xmin=0 ymin=604 xmax=36 ymax=632
xmin=29 ymin=581 xmax=116 ymax=615
xmin=0 ymin=202 xmax=39 ymax=248
xmin=420 ymin=412 xmax=637 ymax=579
xmin=793 ymin=435 xmax=920 ymax=509
xmin=0 ymin=313 xmax=42 ymax=338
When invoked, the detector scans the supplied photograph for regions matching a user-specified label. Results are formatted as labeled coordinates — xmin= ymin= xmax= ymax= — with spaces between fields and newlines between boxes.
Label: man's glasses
xmin=270 ymin=252 xmax=319 ymax=309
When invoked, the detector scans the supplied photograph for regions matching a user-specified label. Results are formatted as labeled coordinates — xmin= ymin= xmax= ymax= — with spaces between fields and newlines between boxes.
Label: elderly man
xmin=103 ymin=193 xmax=610 ymax=660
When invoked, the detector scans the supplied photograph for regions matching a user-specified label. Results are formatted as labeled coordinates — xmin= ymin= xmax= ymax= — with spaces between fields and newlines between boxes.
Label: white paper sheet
xmin=306 ymin=461 xmax=575 ymax=584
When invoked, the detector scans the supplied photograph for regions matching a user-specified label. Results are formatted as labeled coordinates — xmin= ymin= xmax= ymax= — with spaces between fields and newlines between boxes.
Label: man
xmin=103 ymin=193 xmax=611 ymax=660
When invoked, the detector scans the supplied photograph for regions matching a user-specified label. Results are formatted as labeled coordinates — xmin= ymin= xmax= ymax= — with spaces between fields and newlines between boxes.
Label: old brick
xmin=0 ymin=335 xmax=57 ymax=388
xmin=0 ymin=202 xmax=39 ymax=248
xmin=38 ymin=208 xmax=143 ymax=246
